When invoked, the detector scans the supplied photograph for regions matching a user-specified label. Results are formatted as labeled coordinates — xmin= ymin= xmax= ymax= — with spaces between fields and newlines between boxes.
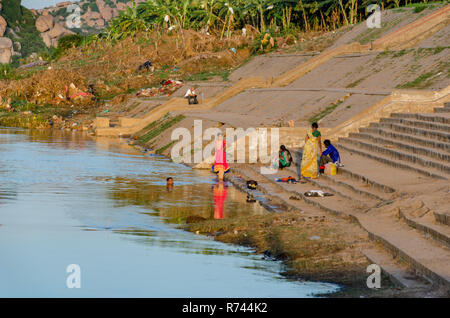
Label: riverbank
xmin=0 ymin=125 xmax=441 ymax=297
xmin=124 ymin=138 xmax=442 ymax=298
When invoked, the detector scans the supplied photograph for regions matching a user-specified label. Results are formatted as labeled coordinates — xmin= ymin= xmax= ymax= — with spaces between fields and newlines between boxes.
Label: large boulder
xmin=40 ymin=31 xmax=52 ymax=47
xmin=0 ymin=37 xmax=13 ymax=64
xmin=0 ymin=16 xmax=6 ymax=37
xmin=83 ymin=10 xmax=102 ymax=21
xmin=96 ymin=0 xmax=113 ymax=21
xmin=48 ymin=23 xmax=67 ymax=39
xmin=45 ymin=23 xmax=74 ymax=47
xmin=36 ymin=14 xmax=54 ymax=32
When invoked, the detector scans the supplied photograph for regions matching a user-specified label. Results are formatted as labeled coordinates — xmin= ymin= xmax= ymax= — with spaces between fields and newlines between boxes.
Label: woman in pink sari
xmin=213 ymin=134 xmax=230 ymax=181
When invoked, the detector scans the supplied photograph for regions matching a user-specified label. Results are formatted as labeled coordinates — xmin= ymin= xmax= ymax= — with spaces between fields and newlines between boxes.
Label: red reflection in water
xmin=213 ymin=182 xmax=228 ymax=219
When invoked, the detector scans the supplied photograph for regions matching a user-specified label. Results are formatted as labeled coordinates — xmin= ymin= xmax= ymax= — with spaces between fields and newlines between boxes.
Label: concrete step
xmin=363 ymin=248 xmax=432 ymax=290
xmin=398 ymin=208 xmax=450 ymax=249
xmin=371 ymin=122 xmax=450 ymax=143
xmin=290 ymin=148 xmax=396 ymax=194
xmin=338 ymin=138 xmax=449 ymax=177
xmin=245 ymin=165 xmax=450 ymax=290
xmin=245 ymin=165 xmax=361 ymax=220
xmin=337 ymin=148 xmax=439 ymax=190
xmin=231 ymin=165 xmax=334 ymax=217
xmin=390 ymin=113 xmax=450 ymax=125
xmin=349 ymin=131 xmax=450 ymax=162
xmin=380 ymin=117 xmax=450 ymax=133
xmin=359 ymin=211 xmax=450 ymax=290
xmin=359 ymin=126 xmax=450 ymax=153
xmin=434 ymin=107 xmax=450 ymax=113
xmin=278 ymin=166 xmax=381 ymax=208
xmin=284 ymin=164 xmax=391 ymax=203
xmin=434 ymin=212 xmax=450 ymax=227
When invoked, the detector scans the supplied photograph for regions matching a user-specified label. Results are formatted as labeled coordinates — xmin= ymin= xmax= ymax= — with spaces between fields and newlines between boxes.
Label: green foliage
xmin=1 ymin=0 xmax=22 ymax=26
xmin=397 ymin=71 xmax=436 ymax=88
xmin=414 ymin=4 xmax=428 ymax=13
xmin=183 ymin=69 xmax=232 ymax=81
xmin=309 ymin=100 xmax=343 ymax=124
xmin=1 ymin=0 xmax=445 ymax=61
xmin=52 ymin=34 xmax=96 ymax=59
xmin=101 ymin=0 xmax=445 ymax=42
xmin=0 ymin=64 xmax=18 ymax=80
xmin=156 ymin=141 xmax=176 ymax=154
xmin=138 ymin=114 xmax=186 ymax=144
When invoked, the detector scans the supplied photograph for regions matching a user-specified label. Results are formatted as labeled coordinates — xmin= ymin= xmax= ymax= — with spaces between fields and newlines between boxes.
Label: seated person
xmin=320 ymin=140 xmax=341 ymax=166
xmin=184 ymin=87 xmax=198 ymax=105
xmin=279 ymin=145 xmax=293 ymax=169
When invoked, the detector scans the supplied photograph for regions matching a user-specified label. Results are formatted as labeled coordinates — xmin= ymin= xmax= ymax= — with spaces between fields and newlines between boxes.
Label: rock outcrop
xmin=39 ymin=23 xmax=75 ymax=48
xmin=35 ymin=14 xmax=54 ymax=32
xmin=0 ymin=37 xmax=13 ymax=64
xmin=96 ymin=0 xmax=113 ymax=21
xmin=28 ymin=1 xmax=149 ymax=48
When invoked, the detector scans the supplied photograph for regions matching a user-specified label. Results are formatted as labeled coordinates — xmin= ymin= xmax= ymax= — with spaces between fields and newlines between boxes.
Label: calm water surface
xmin=0 ymin=128 xmax=339 ymax=297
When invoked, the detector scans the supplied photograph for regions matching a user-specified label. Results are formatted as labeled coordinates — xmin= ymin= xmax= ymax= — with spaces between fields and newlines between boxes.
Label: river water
xmin=0 ymin=128 xmax=338 ymax=297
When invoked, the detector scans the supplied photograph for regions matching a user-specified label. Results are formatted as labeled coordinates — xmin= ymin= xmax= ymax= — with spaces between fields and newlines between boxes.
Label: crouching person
xmin=320 ymin=140 xmax=342 ymax=166
xmin=279 ymin=145 xmax=293 ymax=170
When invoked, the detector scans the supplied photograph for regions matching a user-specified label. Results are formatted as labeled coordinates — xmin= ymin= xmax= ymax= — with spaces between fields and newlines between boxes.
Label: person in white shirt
xmin=185 ymin=87 xmax=198 ymax=104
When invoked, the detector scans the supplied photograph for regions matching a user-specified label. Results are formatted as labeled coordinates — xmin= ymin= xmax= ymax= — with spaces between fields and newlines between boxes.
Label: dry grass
xmin=0 ymin=30 xmax=252 ymax=110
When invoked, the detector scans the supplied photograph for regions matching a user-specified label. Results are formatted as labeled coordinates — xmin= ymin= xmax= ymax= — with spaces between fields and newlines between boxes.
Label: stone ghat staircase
xmin=232 ymin=104 xmax=450 ymax=292
xmin=338 ymin=103 xmax=450 ymax=180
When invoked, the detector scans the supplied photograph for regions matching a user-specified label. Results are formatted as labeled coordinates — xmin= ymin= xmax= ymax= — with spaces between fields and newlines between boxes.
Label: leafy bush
xmin=414 ymin=4 xmax=428 ymax=13
xmin=53 ymin=34 xmax=96 ymax=58
xmin=1 ymin=0 xmax=22 ymax=26
xmin=0 ymin=64 xmax=18 ymax=80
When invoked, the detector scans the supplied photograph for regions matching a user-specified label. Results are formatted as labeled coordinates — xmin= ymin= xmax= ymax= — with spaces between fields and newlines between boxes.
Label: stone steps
xmin=284 ymin=164 xmax=391 ymax=203
xmin=231 ymin=165 xmax=333 ymax=217
xmin=359 ymin=126 xmax=450 ymax=153
xmin=338 ymin=139 xmax=449 ymax=178
xmin=291 ymin=148 xmax=397 ymax=194
xmin=434 ymin=212 xmax=450 ymax=227
xmin=233 ymin=165 xmax=435 ymax=290
xmin=399 ymin=209 xmax=450 ymax=250
xmin=363 ymin=248 xmax=432 ymax=290
xmin=434 ymin=104 xmax=450 ymax=113
xmin=348 ymin=131 xmax=450 ymax=162
xmin=371 ymin=122 xmax=450 ymax=143
xmin=241 ymin=165 xmax=450 ymax=290
xmin=280 ymin=166 xmax=380 ymax=208
xmin=243 ymin=165 xmax=358 ymax=219
xmin=379 ymin=117 xmax=450 ymax=133
xmin=358 ymin=211 xmax=450 ymax=289
xmin=390 ymin=112 xmax=450 ymax=125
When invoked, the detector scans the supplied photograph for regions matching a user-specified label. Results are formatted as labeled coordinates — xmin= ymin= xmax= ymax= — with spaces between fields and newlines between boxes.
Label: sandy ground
xmin=289 ymin=48 xmax=449 ymax=91
xmin=331 ymin=6 xmax=445 ymax=49
xmin=418 ymin=24 xmax=450 ymax=47
xmin=228 ymin=54 xmax=314 ymax=82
